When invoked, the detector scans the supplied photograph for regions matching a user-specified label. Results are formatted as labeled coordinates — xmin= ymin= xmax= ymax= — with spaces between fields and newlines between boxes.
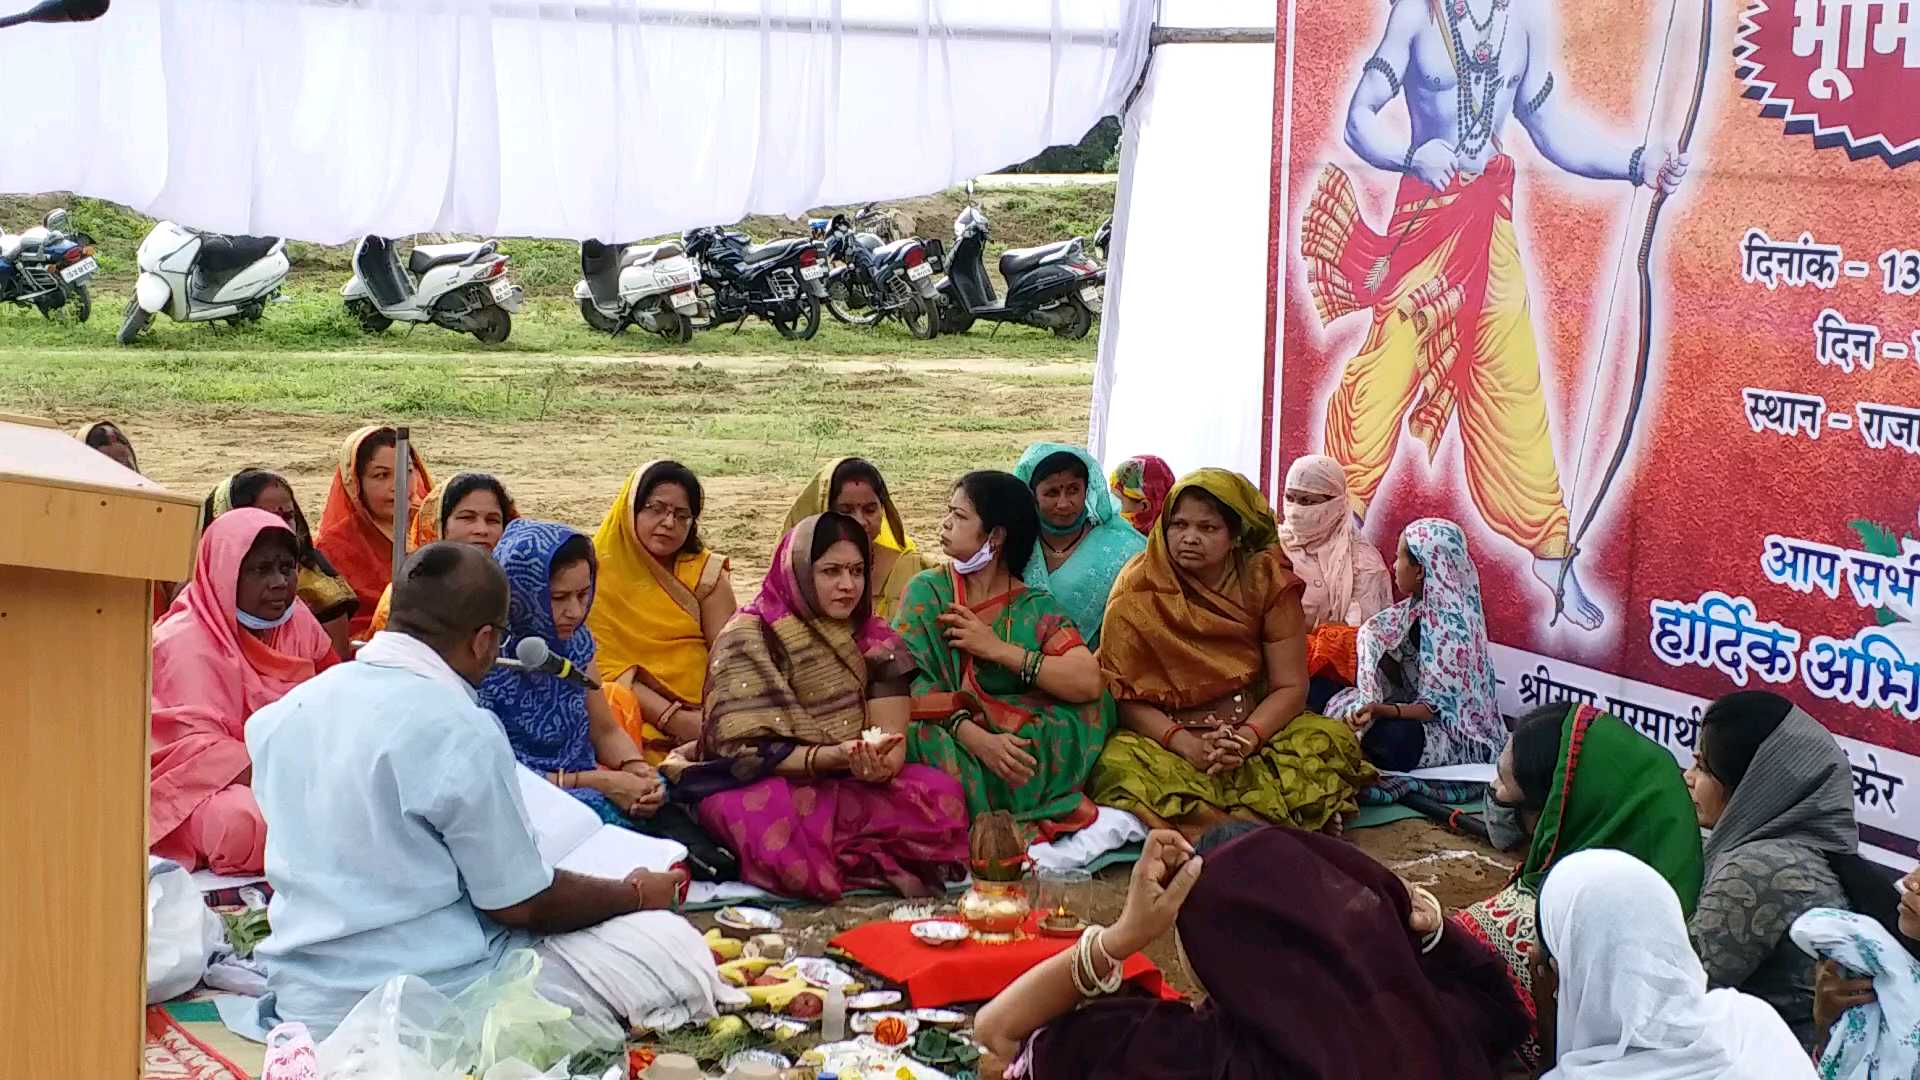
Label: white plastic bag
xmin=316 ymin=951 xmax=625 ymax=1080
xmin=147 ymin=856 xmax=224 ymax=1003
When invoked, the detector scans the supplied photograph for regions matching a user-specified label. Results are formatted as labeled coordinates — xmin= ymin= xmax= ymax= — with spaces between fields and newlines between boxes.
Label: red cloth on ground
xmin=829 ymin=915 xmax=1177 ymax=1008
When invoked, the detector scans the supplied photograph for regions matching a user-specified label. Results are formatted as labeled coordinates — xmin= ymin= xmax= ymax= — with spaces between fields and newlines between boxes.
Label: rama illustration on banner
xmin=1298 ymin=0 xmax=1702 ymax=633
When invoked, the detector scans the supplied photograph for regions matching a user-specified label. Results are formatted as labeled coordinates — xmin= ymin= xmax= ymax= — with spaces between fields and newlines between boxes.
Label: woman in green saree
xmin=896 ymin=470 xmax=1114 ymax=834
xmin=1451 ymin=700 xmax=1704 ymax=1062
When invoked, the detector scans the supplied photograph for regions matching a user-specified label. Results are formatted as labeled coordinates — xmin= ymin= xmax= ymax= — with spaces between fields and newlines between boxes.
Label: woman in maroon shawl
xmin=976 ymin=825 xmax=1527 ymax=1079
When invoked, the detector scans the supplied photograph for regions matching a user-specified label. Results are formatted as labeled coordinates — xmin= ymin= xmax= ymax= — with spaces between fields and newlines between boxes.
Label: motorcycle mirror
xmin=0 ymin=0 xmax=108 ymax=28
xmin=964 ymin=178 xmax=975 ymax=199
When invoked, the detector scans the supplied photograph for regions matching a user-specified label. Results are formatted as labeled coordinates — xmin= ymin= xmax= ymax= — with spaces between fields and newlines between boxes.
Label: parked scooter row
xmin=1 ymin=208 xmax=98 ymax=321
xmin=56 ymin=197 xmax=1100 ymax=347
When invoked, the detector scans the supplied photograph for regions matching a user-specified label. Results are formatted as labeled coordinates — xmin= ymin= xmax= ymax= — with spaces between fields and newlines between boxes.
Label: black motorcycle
xmin=819 ymin=214 xmax=939 ymax=339
xmin=681 ymin=226 xmax=826 ymax=341
xmin=0 ymin=208 xmax=97 ymax=321
xmin=933 ymin=205 xmax=1104 ymax=340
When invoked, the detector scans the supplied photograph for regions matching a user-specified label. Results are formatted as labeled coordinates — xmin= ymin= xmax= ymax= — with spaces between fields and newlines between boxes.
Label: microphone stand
xmin=391 ymin=426 xmax=410 ymax=586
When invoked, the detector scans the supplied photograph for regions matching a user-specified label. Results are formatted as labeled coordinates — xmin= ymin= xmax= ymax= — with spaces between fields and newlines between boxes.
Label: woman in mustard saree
xmin=896 ymin=471 xmax=1113 ymax=834
xmin=589 ymin=461 xmax=738 ymax=762
xmin=785 ymin=457 xmax=939 ymax=621
xmin=1090 ymin=469 xmax=1376 ymax=840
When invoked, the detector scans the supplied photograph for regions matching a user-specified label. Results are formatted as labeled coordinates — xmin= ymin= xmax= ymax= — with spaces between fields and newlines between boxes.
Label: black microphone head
xmin=23 ymin=0 xmax=109 ymax=22
xmin=515 ymin=636 xmax=550 ymax=668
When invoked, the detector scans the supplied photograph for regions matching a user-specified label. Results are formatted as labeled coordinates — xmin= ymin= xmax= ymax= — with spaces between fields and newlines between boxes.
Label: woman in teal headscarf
xmin=1011 ymin=443 xmax=1146 ymax=649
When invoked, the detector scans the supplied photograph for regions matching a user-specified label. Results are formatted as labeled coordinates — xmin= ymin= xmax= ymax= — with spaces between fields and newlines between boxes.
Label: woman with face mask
xmin=673 ymin=513 xmax=968 ymax=901
xmin=206 ymin=467 xmax=362 ymax=659
xmin=1276 ymin=455 xmax=1393 ymax=696
xmin=1090 ymin=469 xmax=1375 ymax=840
xmin=150 ymin=509 xmax=341 ymax=874
xmin=895 ymin=471 xmax=1112 ymax=832
xmin=1452 ymin=702 xmax=1703 ymax=1067
xmin=1011 ymin=443 xmax=1146 ymax=650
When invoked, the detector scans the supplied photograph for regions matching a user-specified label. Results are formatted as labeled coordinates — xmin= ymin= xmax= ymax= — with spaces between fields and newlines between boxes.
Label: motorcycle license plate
xmin=908 ymin=263 xmax=932 ymax=281
xmin=800 ymin=264 xmax=826 ymax=280
xmin=670 ymin=289 xmax=698 ymax=311
xmin=1079 ymin=285 xmax=1104 ymax=311
xmin=489 ymin=278 xmax=516 ymax=303
xmin=60 ymin=257 xmax=98 ymax=283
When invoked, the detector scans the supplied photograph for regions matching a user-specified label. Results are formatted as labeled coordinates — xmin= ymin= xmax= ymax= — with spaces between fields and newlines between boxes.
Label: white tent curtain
xmin=1089 ymin=0 xmax=1276 ymax=481
xmin=0 ymin=0 xmax=1151 ymax=242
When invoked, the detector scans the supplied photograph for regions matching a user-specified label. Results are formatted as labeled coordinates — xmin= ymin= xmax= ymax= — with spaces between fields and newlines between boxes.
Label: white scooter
xmin=342 ymin=235 xmax=524 ymax=344
xmin=118 ymin=221 xmax=290 ymax=345
xmin=573 ymin=238 xmax=701 ymax=343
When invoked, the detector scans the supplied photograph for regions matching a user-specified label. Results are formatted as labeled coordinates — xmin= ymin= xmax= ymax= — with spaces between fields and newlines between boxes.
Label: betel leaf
xmin=1846 ymin=519 xmax=1908 ymax=627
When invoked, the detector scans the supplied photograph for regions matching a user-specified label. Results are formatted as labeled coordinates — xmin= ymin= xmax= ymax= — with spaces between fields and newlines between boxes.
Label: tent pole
xmin=392 ymin=426 xmax=410 ymax=588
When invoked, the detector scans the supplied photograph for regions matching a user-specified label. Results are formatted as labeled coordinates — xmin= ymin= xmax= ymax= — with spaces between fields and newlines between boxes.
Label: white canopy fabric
xmin=0 ymin=0 xmax=1151 ymax=243
xmin=1088 ymin=0 xmax=1277 ymax=481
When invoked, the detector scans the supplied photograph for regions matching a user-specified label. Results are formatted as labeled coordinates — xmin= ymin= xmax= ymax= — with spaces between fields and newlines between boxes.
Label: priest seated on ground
xmin=246 ymin=541 xmax=734 ymax=1038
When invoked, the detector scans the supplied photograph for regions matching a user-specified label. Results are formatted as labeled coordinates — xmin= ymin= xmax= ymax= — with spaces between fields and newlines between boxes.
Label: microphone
xmin=515 ymin=636 xmax=600 ymax=690
xmin=0 ymin=0 xmax=109 ymax=29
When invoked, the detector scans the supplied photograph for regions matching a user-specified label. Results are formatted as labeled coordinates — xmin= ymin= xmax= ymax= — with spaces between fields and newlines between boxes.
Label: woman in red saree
xmin=313 ymin=425 xmax=432 ymax=639
xmin=150 ymin=508 xmax=338 ymax=873
xmin=672 ymin=513 xmax=968 ymax=902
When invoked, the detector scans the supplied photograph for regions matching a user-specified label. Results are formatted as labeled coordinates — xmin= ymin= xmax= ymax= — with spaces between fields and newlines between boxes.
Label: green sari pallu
xmin=895 ymin=565 xmax=1113 ymax=828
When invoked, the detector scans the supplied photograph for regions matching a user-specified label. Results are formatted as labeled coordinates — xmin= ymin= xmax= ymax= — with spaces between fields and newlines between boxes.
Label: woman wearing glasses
xmin=589 ymin=462 xmax=738 ymax=758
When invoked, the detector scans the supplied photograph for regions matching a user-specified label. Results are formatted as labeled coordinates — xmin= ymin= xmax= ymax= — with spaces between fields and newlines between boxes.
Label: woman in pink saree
xmin=672 ymin=512 xmax=969 ymax=901
xmin=149 ymin=508 xmax=338 ymax=874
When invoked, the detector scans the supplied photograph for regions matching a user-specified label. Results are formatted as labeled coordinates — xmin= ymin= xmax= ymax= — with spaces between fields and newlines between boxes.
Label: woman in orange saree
xmin=312 ymin=425 xmax=432 ymax=639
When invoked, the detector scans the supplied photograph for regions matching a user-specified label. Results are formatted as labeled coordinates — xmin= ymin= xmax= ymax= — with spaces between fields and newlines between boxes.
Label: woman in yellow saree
xmin=589 ymin=461 xmax=738 ymax=763
xmin=1090 ymin=469 xmax=1377 ymax=841
xmin=785 ymin=457 xmax=940 ymax=622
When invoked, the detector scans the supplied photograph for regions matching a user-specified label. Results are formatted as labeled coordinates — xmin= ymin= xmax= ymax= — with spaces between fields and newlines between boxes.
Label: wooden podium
xmin=0 ymin=414 xmax=199 ymax=1077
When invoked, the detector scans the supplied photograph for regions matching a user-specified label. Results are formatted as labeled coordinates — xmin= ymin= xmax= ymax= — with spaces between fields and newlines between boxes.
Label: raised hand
xmin=1111 ymin=830 xmax=1204 ymax=952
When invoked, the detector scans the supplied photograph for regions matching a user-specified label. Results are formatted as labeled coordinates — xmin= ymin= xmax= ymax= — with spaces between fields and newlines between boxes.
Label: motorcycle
xmin=933 ymin=203 xmax=1104 ymax=340
xmin=0 ymin=207 xmax=97 ymax=321
xmin=682 ymin=226 xmax=826 ymax=341
xmin=342 ymin=235 xmax=523 ymax=344
xmin=573 ymin=238 xmax=701 ymax=343
xmin=818 ymin=213 xmax=939 ymax=339
xmin=119 ymin=221 xmax=290 ymax=345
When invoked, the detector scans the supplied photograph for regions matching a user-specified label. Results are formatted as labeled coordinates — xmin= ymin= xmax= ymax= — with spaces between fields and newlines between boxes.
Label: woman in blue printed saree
xmin=481 ymin=518 xmax=734 ymax=879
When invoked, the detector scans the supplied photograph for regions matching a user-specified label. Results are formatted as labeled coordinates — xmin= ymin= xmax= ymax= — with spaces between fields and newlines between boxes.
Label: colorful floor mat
xmin=145 ymin=1005 xmax=251 ymax=1080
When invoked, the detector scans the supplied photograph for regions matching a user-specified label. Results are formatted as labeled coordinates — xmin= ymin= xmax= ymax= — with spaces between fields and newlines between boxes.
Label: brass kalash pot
xmin=958 ymin=811 xmax=1031 ymax=941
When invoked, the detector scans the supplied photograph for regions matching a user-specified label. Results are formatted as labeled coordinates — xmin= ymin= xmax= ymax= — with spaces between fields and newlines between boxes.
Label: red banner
xmin=1268 ymin=0 xmax=1920 ymax=854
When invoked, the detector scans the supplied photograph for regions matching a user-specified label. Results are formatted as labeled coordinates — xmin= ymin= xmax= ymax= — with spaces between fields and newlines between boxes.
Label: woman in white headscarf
xmin=1533 ymin=848 xmax=1814 ymax=1079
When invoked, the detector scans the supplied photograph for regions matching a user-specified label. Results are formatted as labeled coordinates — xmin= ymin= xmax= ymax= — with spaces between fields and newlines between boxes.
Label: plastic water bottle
xmin=821 ymin=985 xmax=847 ymax=1042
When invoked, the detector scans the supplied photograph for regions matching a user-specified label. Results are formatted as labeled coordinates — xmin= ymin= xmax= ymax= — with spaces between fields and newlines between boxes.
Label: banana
xmin=740 ymin=976 xmax=811 ymax=1010
xmin=716 ymin=956 xmax=780 ymax=986
xmin=705 ymin=929 xmax=744 ymax=961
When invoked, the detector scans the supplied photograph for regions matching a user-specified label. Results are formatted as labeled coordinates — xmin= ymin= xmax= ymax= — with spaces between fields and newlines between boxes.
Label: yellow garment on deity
xmin=1313 ymin=166 xmax=1571 ymax=559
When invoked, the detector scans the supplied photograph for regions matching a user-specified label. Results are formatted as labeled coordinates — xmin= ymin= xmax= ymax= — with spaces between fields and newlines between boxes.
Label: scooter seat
xmin=622 ymin=241 xmax=685 ymax=267
xmin=742 ymin=238 xmax=808 ymax=265
xmin=408 ymin=243 xmax=483 ymax=276
xmin=0 ymin=234 xmax=18 ymax=260
xmin=198 ymin=234 xmax=280 ymax=273
xmin=998 ymin=239 xmax=1079 ymax=276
